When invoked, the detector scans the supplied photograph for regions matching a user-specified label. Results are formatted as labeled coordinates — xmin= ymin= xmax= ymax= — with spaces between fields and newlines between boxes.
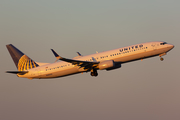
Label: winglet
xmin=51 ymin=49 xmax=62 ymax=62
xmin=77 ymin=52 xmax=82 ymax=56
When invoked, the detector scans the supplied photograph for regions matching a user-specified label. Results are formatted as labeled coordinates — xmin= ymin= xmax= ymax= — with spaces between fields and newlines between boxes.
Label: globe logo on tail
xmin=18 ymin=55 xmax=39 ymax=71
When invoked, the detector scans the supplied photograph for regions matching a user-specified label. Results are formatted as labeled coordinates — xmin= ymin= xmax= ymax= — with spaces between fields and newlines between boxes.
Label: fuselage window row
xmin=45 ymin=47 xmax=149 ymax=71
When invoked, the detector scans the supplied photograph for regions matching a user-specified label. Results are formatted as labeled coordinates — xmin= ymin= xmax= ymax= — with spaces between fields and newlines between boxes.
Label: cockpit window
xmin=160 ymin=42 xmax=167 ymax=45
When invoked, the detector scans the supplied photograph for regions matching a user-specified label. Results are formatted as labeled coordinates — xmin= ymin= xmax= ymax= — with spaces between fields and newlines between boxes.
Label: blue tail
xmin=6 ymin=44 xmax=39 ymax=71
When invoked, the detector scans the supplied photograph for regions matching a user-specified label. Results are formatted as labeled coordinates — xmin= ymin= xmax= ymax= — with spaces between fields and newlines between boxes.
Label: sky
xmin=0 ymin=0 xmax=180 ymax=120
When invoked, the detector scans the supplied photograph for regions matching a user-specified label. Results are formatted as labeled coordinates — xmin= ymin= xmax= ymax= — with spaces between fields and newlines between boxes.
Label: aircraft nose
xmin=168 ymin=44 xmax=174 ymax=50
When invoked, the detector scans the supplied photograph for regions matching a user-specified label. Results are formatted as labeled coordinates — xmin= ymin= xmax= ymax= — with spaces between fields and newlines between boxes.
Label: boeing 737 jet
xmin=6 ymin=41 xmax=174 ymax=79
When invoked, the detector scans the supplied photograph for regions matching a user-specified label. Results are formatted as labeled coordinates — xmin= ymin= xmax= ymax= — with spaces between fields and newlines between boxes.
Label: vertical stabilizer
xmin=6 ymin=44 xmax=39 ymax=71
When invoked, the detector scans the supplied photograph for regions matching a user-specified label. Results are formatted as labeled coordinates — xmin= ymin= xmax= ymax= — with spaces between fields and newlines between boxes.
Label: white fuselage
xmin=18 ymin=41 xmax=174 ymax=79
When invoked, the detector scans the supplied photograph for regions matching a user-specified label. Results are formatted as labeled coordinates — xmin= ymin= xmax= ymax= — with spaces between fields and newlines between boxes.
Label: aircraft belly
xmin=40 ymin=67 xmax=79 ymax=78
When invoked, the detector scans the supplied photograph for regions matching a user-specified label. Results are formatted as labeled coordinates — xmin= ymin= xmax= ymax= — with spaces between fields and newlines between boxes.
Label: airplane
xmin=6 ymin=41 xmax=174 ymax=79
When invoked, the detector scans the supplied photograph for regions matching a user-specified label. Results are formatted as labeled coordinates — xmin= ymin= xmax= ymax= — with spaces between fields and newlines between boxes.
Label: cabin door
xmin=152 ymin=43 xmax=157 ymax=50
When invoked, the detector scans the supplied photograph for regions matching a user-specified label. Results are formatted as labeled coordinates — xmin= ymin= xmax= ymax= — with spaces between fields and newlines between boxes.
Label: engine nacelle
xmin=98 ymin=60 xmax=115 ymax=70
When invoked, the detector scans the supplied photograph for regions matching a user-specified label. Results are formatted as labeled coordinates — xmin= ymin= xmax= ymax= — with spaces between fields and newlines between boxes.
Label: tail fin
xmin=6 ymin=44 xmax=39 ymax=71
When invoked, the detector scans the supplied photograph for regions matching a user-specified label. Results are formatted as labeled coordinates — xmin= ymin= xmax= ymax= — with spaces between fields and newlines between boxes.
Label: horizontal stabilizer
xmin=6 ymin=71 xmax=28 ymax=75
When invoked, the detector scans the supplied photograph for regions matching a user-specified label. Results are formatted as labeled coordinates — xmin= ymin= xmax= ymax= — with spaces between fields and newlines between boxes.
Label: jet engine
xmin=98 ymin=60 xmax=115 ymax=70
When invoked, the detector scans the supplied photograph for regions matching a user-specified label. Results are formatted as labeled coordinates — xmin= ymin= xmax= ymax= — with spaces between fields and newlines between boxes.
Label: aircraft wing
xmin=60 ymin=57 xmax=99 ymax=69
xmin=51 ymin=49 xmax=99 ymax=70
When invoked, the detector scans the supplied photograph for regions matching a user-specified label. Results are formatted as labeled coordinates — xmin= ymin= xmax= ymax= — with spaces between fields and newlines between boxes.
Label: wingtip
xmin=6 ymin=44 xmax=12 ymax=46
xmin=51 ymin=49 xmax=60 ymax=57
xmin=77 ymin=52 xmax=82 ymax=56
xmin=51 ymin=49 xmax=63 ymax=61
